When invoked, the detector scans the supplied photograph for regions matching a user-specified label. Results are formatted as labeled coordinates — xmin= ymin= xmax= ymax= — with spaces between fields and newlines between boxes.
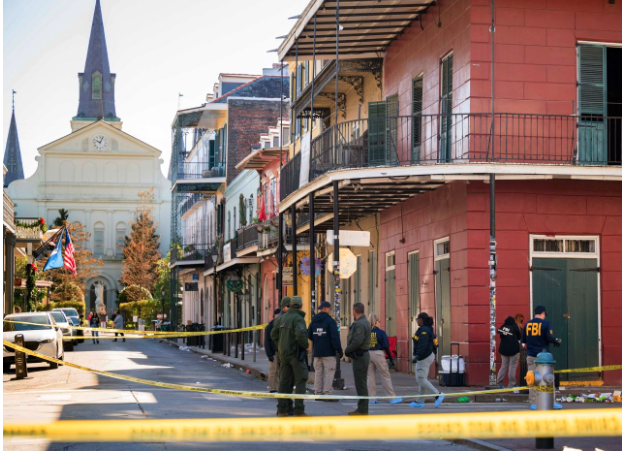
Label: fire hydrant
xmin=525 ymin=351 xmax=555 ymax=449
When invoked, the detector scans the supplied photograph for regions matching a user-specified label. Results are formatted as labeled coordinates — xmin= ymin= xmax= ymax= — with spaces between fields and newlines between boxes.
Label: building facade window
xmin=94 ymin=222 xmax=105 ymax=257
xmin=92 ymin=72 xmax=102 ymax=100
xmin=115 ymin=222 xmax=127 ymax=255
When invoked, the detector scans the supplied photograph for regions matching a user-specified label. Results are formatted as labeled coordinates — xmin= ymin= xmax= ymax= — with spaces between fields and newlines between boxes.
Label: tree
xmin=120 ymin=189 xmax=161 ymax=292
xmin=53 ymin=209 xmax=70 ymax=228
xmin=118 ymin=284 xmax=153 ymax=304
xmin=153 ymin=254 xmax=172 ymax=315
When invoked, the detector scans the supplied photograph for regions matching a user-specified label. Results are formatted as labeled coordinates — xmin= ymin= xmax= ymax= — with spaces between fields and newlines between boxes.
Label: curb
xmin=452 ymin=439 xmax=514 ymax=451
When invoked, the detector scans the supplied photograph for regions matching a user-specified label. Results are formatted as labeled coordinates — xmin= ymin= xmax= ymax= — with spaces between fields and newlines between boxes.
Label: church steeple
xmin=73 ymin=0 xmax=120 ymax=129
xmin=3 ymin=90 xmax=25 ymax=188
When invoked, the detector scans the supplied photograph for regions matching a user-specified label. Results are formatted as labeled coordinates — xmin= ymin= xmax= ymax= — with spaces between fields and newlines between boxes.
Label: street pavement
xmin=3 ymin=336 xmax=619 ymax=451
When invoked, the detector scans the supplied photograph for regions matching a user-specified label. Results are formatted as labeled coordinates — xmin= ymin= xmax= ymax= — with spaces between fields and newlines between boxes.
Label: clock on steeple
xmin=91 ymin=134 xmax=109 ymax=151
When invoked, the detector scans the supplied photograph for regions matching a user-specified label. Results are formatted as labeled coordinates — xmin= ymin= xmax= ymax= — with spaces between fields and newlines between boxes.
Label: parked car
xmin=3 ymin=312 xmax=64 ymax=372
xmin=53 ymin=308 xmax=82 ymax=345
xmin=49 ymin=310 xmax=74 ymax=352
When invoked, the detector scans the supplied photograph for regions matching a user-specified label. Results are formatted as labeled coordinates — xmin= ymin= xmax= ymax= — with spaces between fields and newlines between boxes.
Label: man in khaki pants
xmin=308 ymin=301 xmax=342 ymax=400
xmin=367 ymin=314 xmax=401 ymax=404
xmin=264 ymin=308 xmax=282 ymax=392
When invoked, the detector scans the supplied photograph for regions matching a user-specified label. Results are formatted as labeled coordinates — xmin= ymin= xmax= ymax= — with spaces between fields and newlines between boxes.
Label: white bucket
xmin=440 ymin=355 xmax=465 ymax=374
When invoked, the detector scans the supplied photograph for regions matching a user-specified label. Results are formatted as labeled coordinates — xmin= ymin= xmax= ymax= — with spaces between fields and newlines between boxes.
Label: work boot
xmin=348 ymin=410 xmax=368 ymax=416
xmin=276 ymin=412 xmax=288 ymax=418
xmin=93 ymin=340 xmax=96 ymax=344
xmin=97 ymin=340 xmax=99 ymax=344
xmin=113 ymin=339 xmax=117 ymax=342
xmin=122 ymin=338 xmax=125 ymax=342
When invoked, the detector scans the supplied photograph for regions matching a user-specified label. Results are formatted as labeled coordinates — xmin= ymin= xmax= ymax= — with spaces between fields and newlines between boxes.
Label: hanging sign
xmin=226 ymin=278 xmax=243 ymax=293
xmin=282 ymin=267 xmax=293 ymax=286
xmin=327 ymin=230 xmax=370 ymax=247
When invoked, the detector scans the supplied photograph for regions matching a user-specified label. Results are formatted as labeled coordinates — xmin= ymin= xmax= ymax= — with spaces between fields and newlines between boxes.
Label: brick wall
xmin=227 ymin=99 xmax=284 ymax=184
xmin=380 ymin=182 xmax=469 ymax=373
xmin=471 ymin=0 xmax=622 ymax=115
xmin=466 ymin=179 xmax=622 ymax=384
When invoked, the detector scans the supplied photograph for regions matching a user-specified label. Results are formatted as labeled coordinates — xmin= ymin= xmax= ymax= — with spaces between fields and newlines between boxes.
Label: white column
xmin=106 ymin=210 xmax=113 ymax=256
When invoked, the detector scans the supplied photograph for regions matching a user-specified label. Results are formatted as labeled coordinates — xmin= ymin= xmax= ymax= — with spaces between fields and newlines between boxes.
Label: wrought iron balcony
xmin=280 ymin=113 xmax=622 ymax=201
xmin=171 ymin=242 xmax=214 ymax=263
xmin=258 ymin=219 xmax=280 ymax=251
xmin=172 ymin=162 xmax=225 ymax=182
xmin=14 ymin=217 xmax=45 ymax=242
xmin=236 ymin=225 xmax=259 ymax=252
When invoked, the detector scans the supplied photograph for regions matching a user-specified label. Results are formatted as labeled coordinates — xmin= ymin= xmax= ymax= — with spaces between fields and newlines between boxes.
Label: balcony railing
xmin=280 ymin=113 xmax=622 ymax=201
xmin=173 ymin=162 xmax=225 ymax=182
xmin=171 ymin=242 xmax=214 ymax=263
xmin=236 ymin=226 xmax=259 ymax=251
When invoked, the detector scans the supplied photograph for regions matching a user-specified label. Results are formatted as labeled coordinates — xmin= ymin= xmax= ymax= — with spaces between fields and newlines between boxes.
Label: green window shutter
xmin=412 ymin=77 xmax=423 ymax=162
xmin=355 ymin=255 xmax=362 ymax=305
xmin=440 ymin=54 xmax=454 ymax=162
xmin=368 ymin=101 xmax=388 ymax=165
xmin=577 ymin=44 xmax=607 ymax=164
xmin=368 ymin=251 xmax=376 ymax=313
xmin=290 ymin=73 xmax=295 ymax=101
xmin=296 ymin=64 xmax=302 ymax=96
xmin=305 ymin=61 xmax=310 ymax=86
xmin=578 ymin=44 xmax=606 ymax=116
xmin=387 ymin=94 xmax=399 ymax=165
xmin=214 ymin=130 xmax=221 ymax=166
xmin=209 ymin=140 xmax=215 ymax=170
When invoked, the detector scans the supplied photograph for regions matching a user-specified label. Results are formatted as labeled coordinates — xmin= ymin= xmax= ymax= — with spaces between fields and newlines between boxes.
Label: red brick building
xmin=278 ymin=0 xmax=622 ymax=385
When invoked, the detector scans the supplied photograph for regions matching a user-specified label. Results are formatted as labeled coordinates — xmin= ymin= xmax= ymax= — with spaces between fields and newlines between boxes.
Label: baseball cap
xmin=319 ymin=301 xmax=332 ymax=310
xmin=291 ymin=296 xmax=303 ymax=308
xmin=534 ymin=305 xmax=547 ymax=315
xmin=280 ymin=296 xmax=291 ymax=308
xmin=417 ymin=312 xmax=429 ymax=320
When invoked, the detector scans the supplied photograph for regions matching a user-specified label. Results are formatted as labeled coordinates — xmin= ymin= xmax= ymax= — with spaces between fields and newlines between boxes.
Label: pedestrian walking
xmin=89 ymin=309 xmax=100 ymax=344
xmin=367 ymin=313 xmax=400 ymax=404
xmin=496 ymin=316 xmax=521 ymax=390
xmin=265 ymin=308 xmax=281 ymax=393
xmin=270 ymin=296 xmax=310 ymax=417
xmin=523 ymin=305 xmax=561 ymax=406
xmin=412 ymin=312 xmax=443 ymax=407
xmin=113 ymin=310 xmax=125 ymax=342
xmin=308 ymin=301 xmax=342 ymax=400
xmin=345 ymin=302 xmax=371 ymax=416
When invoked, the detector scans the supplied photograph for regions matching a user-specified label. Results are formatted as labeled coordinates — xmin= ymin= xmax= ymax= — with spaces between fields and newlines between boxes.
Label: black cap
xmin=274 ymin=308 xmax=281 ymax=315
xmin=319 ymin=301 xmax=332 ymax=310
xmin=535 ymin=305 xmax=547 ymax=314
xmin=417 ymin=312 xmax=429 ymax=320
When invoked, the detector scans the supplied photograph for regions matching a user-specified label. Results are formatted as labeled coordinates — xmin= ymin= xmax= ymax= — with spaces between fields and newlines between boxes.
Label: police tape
xmin=2 ymin=320 xmax=266 ymax=337
xmin=555 ymin=364 xmax=622 ymax=374
xmin=4 ymin=408 xmax=622 ymax=442
xmin=4 ymin=339 xmax=543 ymax=400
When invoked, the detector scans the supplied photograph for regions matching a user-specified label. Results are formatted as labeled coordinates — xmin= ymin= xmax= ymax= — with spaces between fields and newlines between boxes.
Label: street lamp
xmin=211 ymin=250 xmax=219 ymax=352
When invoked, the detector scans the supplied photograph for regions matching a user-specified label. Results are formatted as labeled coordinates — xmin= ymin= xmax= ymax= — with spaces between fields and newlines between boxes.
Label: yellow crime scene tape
xmin=3 ymin=339 xmax=540 ymax=400
xmin=3 ymin=319 xmax=266 ymax=338
xmin=4 ymin=409 xmax=622 ymax=442
xmin=555 ymin=364 xmax=622 ymax=374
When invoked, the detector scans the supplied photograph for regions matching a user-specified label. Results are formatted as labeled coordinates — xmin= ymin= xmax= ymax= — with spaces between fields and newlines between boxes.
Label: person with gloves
xmin=496 ymin=315 xmax=522 ymax=389
xmin=412 ymin=312 xmax=443 ymax=407
xmin=308 ymin=301 xmax=342 ymax=399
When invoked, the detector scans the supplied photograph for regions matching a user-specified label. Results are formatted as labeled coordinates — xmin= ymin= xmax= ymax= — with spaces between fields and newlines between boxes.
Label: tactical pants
xmin=415 ymin=353 xmax=439 ymax=396
xmin=368 ymin=350 xmax=396 ymax=399
xmin=277 ymin=355 xmax=308 ymax=415
xmin=527 ymin=356 xmax=537 ymax=404
xmin=352 ymin=352 xmax=370 ymax=413
xmin=497 ymin=353 xmax=519 ymax=388
xmin=313 ymin=356 xmax=337 ymax=395
xmin=268 ymin=356 xmax=280 ymax=392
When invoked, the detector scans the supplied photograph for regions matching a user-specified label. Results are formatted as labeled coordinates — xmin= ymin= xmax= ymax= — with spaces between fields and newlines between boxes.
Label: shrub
xmin=118 ymin=285 xmax=152 ymax=305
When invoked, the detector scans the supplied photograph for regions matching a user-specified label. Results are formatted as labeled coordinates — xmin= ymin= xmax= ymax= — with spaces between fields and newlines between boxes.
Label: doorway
xmin=530 ymin=236 xmax=600 ymax=380
xmin=408 ymin=251 xmax=420 ymax=373
xmin=434 ymin=238 xmax=451 ymax=359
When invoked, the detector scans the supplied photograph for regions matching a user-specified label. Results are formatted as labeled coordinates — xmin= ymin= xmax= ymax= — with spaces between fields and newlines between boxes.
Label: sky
xmin=3 ymin=0 xmax=308 ymax=178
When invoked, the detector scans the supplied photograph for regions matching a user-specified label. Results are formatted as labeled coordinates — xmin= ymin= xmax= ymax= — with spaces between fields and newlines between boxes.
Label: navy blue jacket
xmin=308 ymin=312 xmax=342 ymax=358
xmin=370 ymin=327 xmax=392 ymax=358
xmin=412 ymin=325 xmax=437 ymax=361
xmin=522 ymin=318 xmax=557 ymax=357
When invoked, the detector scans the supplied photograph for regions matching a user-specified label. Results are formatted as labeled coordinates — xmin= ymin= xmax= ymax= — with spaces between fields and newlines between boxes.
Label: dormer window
xmin=92 ymin=72 xmax=102 ymax=100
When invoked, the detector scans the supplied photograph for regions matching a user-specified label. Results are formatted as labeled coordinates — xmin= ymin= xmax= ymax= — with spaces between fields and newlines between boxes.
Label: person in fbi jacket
xmin=522 ymin=305 xmax=561 ymax=406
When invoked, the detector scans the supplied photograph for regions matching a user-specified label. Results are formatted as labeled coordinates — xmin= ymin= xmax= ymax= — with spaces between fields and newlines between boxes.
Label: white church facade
xmin=6 ymin=0 xmax=171 ymax=312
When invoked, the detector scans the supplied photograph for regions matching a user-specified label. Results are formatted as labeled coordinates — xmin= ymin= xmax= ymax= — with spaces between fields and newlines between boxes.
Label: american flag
xmin=64 ymin=229 xmax=77 ymax=275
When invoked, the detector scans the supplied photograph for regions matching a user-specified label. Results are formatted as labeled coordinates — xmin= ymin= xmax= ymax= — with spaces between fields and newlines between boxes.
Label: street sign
xmin=133 ymin=315 xmax=138 ymax=322
xmin=328 ymin=248 xmax=358 ymax=279
xmin=327 ymin=230 xmax=370 ymax=247
xmin=185 ymin=282 xmax=199 ymax=292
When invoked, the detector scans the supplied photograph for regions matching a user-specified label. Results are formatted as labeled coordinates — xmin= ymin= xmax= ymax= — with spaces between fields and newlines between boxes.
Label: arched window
xmin=115 ymin=222 xmax=127 ymax=256
xmin=92 ymin=72 xmax=102 ymax=100
xmin=94 ymin=222 xmax=105 ymax=257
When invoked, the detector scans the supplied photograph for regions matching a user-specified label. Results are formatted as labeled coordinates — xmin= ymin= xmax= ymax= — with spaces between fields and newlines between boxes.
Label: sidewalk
xmin=170 ymin=339 xmax=529 ymax=403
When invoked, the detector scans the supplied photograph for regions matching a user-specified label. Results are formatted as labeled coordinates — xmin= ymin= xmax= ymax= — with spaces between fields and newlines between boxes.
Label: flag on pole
xmin=43 ymin=231 xmax=64 ymax=272
xmin=63 ymin=229 xmax=77 ymax=275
